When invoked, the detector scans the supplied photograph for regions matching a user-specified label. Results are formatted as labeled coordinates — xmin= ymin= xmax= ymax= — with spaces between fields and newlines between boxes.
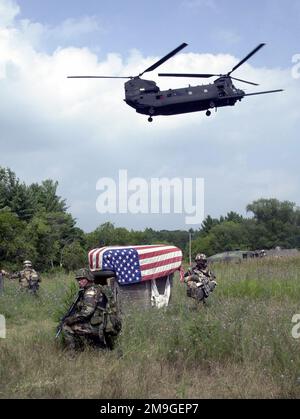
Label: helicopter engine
xmin=125 ymin=78 xmax=159 ymax=98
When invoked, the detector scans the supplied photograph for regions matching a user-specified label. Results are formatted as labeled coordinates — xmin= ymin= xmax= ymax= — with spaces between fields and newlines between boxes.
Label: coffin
xmin=88 ymin=244 xmax=183 ymax=310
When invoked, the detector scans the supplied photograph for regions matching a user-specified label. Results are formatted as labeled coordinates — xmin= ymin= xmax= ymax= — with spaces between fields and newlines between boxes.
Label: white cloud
xmin=19 ymin=15 xmax=104 ymax=50
xmin=0 ymin=0 xmax=19 ymax=26
xmin=0 ymin=0 xmax=299 ymax=231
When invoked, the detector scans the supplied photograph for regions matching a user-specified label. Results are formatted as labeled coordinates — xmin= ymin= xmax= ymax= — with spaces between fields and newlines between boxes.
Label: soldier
xmin=18 ymin=260 xmax=41 ymax=294
xmin=60 ymin=268 xmax=121 ymax=352
xmin=0 ymin=269 xmax=8 ymax=294
xmin=184 ymin=253 xmax=217 ymax=303
xmin=0 ymin=269 xmax=8 ymax=276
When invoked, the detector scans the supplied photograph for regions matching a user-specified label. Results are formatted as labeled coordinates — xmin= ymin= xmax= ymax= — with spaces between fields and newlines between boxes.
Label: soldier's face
xmin=197 ymin=260 xmax=207 ymax=268
xmin=78 ymin=278 xmax=89 ymax=288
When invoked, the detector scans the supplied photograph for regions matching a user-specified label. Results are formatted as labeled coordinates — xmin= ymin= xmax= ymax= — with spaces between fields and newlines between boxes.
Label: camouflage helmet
xmin=75 ymin=268 xmax=94 ymax=282
xmin=23 ymin=260 xmax=32 ymax=267
xmin=195 ymin=253 xmax=207 ymax=262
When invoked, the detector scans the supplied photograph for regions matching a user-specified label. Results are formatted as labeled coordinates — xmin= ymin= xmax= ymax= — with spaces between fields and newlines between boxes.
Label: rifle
xmin=188 ymin=269 xmax=217 ymax=300
xmin=55 ymin=289 xmax=84 ymax=338
xmin=28 ymin=277 xmax=39 ymax=294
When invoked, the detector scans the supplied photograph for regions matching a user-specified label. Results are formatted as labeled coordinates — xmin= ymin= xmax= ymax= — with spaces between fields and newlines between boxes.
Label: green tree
xmin=192 ymin=221 xmax=250 ymax=256
xmin=247 ymin=199 xmax=300 ymax=248
xmin=200 ymin=215 xmax=220 ymax=235
xmin=0 ymin=209 xmax=31 ymax=268
xmin=61 ymin=241 xmax=87 ymax=271
xmin=28 ymin=180 xmax=67 ymax=213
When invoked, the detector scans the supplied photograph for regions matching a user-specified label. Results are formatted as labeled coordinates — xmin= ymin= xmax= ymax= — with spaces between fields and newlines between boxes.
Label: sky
xmin=0 ymin=0 xmax=299 ymax=232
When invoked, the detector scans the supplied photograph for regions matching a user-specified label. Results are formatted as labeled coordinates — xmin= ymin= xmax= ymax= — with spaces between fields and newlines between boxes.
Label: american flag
xmin=89 ymin=245 xmax=183 ymax=285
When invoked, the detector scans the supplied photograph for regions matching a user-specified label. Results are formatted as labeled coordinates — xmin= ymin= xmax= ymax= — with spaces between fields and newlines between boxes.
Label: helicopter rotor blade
xmin=228 ymin=43 xmax=266 ymax=76
xmin=244 ymin=89 xmax=284 ymax=96
xmin=229 ymin=76 xmax=259 ymax=86
xmin=67 ymin=76 xmax=132 ymax=79
xmin=139 ymin=43 xmax=188 ymax=76
xmin=158 ymin=74 xmax=259 ymax=86
xmin=158 ymin=73 xmax=217 ymax=78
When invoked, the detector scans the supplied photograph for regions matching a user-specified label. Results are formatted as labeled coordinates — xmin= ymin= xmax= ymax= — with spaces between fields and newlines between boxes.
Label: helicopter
xmin=68 ymin=43 xmax=283 ymax=122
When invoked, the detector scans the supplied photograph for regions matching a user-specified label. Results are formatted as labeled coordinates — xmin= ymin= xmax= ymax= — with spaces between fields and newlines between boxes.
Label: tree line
xmin=1 ymin=166 xmax=300 ymax=271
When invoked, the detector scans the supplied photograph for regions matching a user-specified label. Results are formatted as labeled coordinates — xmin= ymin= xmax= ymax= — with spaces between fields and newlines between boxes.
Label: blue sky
xmin=0 ymin=0 xmax=299 ymax=232
xmin=18 ymin=0 xmax=299 ymax=66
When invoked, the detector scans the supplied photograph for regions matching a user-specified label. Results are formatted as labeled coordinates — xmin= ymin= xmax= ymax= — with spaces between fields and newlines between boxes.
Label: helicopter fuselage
xmin=69 ymin=42 xmax=283 ymax=121
xmin=124 ymin=76 xmax=245 ymax=117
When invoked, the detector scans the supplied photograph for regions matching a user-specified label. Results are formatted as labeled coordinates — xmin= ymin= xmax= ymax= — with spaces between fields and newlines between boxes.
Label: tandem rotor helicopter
xmin=68 ymin=43 xmax=283 ymax=122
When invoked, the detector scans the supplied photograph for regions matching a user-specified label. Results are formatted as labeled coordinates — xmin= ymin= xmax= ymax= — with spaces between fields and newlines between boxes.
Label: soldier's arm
xmin=208 ymin=270 xmax=216 ymax=281
xmin=184 ymin=267 xmax=194 ymax=283
xmin=65 ymin=287 xmax=100 ymax=325
xmin=184 ymin=274 xmax=200 ymax=287
xmin=184 ymin=274 xmax=192 ymax=284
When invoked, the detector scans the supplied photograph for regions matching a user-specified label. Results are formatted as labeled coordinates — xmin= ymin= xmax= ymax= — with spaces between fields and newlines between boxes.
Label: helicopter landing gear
xmin=206 ymin=110 xmax=211 ymax=117
xmin=148 ymin=107 xmax=155 ymax=122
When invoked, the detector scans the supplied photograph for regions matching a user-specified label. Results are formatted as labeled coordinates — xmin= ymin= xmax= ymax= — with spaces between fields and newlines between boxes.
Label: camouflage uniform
xmin=62 ymin=269 xmax=121 ymax=351
xmin=18 ymin=261 xmax=41 ymax=294
xmin=184 ymin=254 xmax=217 ymax=301
xmin=0 ymin=269 xmax=6 ymax=294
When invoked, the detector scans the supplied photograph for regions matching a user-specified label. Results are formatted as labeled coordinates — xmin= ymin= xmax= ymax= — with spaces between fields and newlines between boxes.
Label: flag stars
xmin=103 ymin=248 xmax=142 ymax=285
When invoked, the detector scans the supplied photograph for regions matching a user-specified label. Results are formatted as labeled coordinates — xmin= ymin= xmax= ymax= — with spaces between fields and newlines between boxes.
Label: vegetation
xmin=192 ymin=200 xmax=300 ymax=256
xmin=1 ymin=257 xmax=300 ymax=399
xmin=1 ymin=166 xmax=300 ymax=274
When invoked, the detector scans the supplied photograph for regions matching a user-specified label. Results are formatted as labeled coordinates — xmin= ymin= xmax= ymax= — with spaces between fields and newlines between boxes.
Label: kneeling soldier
xmin=184 ymin=253 xmax=217 ymax=303
xmin=61 ymin=268 xmax=121 ymax=351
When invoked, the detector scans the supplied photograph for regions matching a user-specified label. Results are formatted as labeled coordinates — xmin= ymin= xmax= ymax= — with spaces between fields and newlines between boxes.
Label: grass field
xmin=1 ymin=257 xmax=300 ymax=399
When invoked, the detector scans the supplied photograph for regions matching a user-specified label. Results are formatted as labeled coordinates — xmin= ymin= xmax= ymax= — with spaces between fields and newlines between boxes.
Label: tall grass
xmin=1 ymin=258 xmax=300 ymax=399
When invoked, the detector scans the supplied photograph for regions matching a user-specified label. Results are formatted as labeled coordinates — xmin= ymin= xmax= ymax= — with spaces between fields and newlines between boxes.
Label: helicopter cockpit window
xmin=139 ymin=86 xmax=159 ymax=93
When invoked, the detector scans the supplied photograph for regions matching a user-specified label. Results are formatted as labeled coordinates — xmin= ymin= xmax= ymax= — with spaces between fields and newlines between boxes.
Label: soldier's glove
xmin=63 ymin=316 xmax=76 ymax=326
xmin=209 ymin=280 xmax=217 ymax=291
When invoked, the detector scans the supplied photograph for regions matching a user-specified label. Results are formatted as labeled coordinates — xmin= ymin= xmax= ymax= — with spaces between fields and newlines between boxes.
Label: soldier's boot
xmin=98 ymin=324 xmax=108 ymax=349
xmin=62 ymin=326 xmax=81 ymax=352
